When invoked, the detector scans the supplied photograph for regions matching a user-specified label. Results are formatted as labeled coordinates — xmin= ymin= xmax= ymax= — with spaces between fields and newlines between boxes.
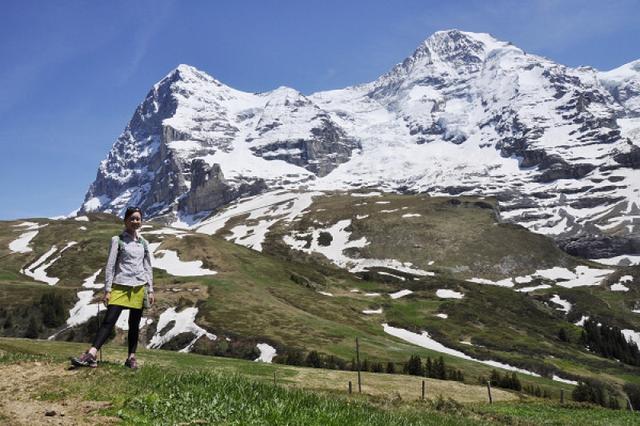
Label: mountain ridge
xmin=81 ymin=29 xmax=640 ymax=262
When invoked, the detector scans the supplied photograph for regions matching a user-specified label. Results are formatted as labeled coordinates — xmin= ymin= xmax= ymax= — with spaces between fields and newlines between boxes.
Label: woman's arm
xmin=104 ymin=236 xmax=119 ymax=293
xmin=144 ymin=243 xmax=154 ymax=293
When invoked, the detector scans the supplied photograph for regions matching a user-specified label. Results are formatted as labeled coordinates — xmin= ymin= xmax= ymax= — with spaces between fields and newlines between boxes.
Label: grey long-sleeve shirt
xmin=104 ymin=231 xmax=154 ymax=293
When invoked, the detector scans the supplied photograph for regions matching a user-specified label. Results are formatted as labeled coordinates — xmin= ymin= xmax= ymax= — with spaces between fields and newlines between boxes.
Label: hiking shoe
xmin=124 ymin=356 xmax=138 ymax=369
xmin=71 ymin=351 xmax=97 ymax=368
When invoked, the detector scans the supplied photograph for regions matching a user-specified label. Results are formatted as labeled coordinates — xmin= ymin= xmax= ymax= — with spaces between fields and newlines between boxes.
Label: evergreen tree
xmin=25 ymin=316 xmax=39 ymax=338
xmin=3 ymin=313 xmax=12 ymax=329
xmin=425 ymin=357 xmax=433 ymax=377
xmin=305 ymin=350 xmax=322 ymax=368
xmin=489 ymin=370 xmax=501 ymax=386
xmin=386 ymin=361 xmax=396 ymax=374
xmin=405 ymin=355 xmax=423 ymax=376
xmin=558 ymin=328 xmax=570 ymax=343
xmin=433 ymin=356 xmax=446 ymax=379
xmin=286 ymin=350 xmax=304 ymax=366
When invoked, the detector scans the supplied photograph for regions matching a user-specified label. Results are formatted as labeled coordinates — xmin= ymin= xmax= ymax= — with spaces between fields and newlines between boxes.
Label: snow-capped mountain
xmin=81 ymin=30 xmax=640 ymax=259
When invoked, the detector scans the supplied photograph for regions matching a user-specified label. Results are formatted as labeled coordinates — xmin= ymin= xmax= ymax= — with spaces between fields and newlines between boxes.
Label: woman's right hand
xmin=102 ymin=291 xmax=111 ymax=306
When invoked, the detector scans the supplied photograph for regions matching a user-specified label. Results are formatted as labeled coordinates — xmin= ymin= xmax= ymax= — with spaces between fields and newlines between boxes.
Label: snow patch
xmin=66 ymin=291 xmax=101 ymax=327
xmin=82 ymin=269 xmax=104 ymax=289
xmin=377 ymin=271 xmax=406 ymax=281
xmin=147 ymin=307 xmax=216 ymax=352
xmin=21 ymin=246 xmax=61 ymax=285
xmin=622 ymin=329 xmax=640 ymax=349
xmin=552 ymin=375 xmax=578 ymax=385
xmin=516 ymin=284 xmax=551 ymax=293
xmin=550 ymin=294 xmax=572 ymax=313
xmin=254 ymin=343 xmax=277 ymax=363
xmin=436 ymin=289 xmax=464 ymax=299
xmin=153 ymin=250 xmax=217 ymax=276
xmin=610 ymin=283 xmax=629 ymax=292
xmin=389 ymin=289 xmax=413 ymax=299
xmin=9 ymin=231 xmax=39 ymax=253
xmin=467 ymin=277 xmax=514 ymax=288
xmin=535 ymin=266 xmax=613 ymax=288
xmin=362 ymin=308 xmax=383 ymax=314
xmin=575 ymin=315 xmax=590 ymax=327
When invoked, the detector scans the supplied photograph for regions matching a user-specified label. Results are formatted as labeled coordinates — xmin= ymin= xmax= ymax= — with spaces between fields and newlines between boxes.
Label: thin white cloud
xmin=116 ymin=0 xmax=176 ymax=84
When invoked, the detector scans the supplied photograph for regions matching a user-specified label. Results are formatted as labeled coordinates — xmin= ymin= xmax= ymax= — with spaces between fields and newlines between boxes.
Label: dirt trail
xmin=0 ymin=361 xmax=118 ymax=425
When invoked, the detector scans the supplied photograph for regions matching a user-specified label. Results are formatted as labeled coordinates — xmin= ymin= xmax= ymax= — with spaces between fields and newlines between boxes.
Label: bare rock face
xmin=179 ymin=159 xmax=266 ymax=215
xmin=557 ymin=235 xmax=640 ymax=259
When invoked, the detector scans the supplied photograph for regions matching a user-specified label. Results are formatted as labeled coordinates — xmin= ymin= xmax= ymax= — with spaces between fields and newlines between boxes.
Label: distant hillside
xmin=2 ymin=193 xmax=639 ymax=402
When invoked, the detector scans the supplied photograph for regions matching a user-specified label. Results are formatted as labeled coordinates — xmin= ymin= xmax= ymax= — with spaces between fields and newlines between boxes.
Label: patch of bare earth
xmin=0 ymin=361 xmax=118 ymax=425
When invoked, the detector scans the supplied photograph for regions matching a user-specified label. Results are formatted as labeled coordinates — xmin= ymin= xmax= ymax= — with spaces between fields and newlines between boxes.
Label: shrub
xmin=317 ymin=232 xmax=333 ymax=247
xmin=623 ymin=383 xmax=640 ymax=410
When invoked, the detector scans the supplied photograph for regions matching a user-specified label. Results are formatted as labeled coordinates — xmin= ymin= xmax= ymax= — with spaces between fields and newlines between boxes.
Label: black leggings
xmin=92 ymin=305 xmax=142 ymax=354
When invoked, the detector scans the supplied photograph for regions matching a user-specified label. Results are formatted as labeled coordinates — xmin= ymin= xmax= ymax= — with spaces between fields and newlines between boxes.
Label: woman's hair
xmin=124 ymin=207 xmax=143 ymax=220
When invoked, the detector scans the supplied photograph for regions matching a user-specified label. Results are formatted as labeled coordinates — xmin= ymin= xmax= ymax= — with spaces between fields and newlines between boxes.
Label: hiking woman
xmin=71 ymin=207 xmax=155 ymax=369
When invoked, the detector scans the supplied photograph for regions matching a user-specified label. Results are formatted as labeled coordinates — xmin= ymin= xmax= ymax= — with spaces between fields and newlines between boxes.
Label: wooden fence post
xmin=356 ymin=337 xmax=362 ymax=393
xmin=560 ymin=389 xmax=564 ymax=404
xmin=486 ymin=381 xmax=493 ymax=404
xmin=349 ymin=381 xmax=352 ymax=394
xmin=273 ymin=371 xmax=276 ymax=385
xmin=421 ymin=380 xmax=425 ymax=400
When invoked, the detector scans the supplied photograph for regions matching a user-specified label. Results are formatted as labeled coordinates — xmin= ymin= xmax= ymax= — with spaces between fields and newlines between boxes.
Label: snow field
xmin=195 ymin=191 xmax=320 ymax=250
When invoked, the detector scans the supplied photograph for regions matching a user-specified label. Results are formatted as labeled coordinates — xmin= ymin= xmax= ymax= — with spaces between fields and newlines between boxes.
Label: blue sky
xmin=1 ymin=0 xmax=638 ymax=219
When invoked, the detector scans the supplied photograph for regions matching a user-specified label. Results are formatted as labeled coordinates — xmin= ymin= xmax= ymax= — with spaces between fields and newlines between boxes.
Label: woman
xmin=71 ymin=207 xmax=155 ymax=369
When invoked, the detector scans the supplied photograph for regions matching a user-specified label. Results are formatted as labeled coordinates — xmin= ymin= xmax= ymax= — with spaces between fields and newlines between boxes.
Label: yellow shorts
xmin=109 ymin=284 xmax=145 ymax=309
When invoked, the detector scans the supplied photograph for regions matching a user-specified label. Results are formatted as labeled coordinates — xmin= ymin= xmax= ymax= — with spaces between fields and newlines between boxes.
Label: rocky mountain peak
xmin=82 ymin=31 xmax=640 ymax=261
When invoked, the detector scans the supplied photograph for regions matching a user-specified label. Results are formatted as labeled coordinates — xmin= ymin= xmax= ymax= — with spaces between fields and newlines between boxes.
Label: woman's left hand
xmin=149 ymin=292 xmax=155 ymax=306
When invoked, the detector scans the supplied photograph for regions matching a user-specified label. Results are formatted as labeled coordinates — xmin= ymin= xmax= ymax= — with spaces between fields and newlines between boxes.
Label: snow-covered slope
xmin=81 ymin=30 xmax=640 ymax=260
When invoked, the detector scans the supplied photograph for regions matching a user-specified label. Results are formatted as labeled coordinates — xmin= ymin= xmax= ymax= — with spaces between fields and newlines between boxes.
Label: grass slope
xmin=1 ymin=196 xmax=639 ymax=402
xmin=2 ymin=338 xmax=638 ymax=426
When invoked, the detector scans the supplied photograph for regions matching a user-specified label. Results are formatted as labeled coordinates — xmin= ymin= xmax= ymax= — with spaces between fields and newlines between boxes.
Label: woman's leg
xmin=90 ymin=305 xmax=123 ymax=354
xmin=127 ymin=308 xmax=143 ymax=357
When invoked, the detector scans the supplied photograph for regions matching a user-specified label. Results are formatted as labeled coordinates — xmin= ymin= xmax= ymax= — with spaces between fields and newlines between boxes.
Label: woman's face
xmin=125 ymin=212 xmax=142 ymax=232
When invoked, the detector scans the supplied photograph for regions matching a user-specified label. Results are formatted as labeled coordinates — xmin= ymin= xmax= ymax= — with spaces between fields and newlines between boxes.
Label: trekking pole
xmin=97 ymin=302 xmax=102 ymax=363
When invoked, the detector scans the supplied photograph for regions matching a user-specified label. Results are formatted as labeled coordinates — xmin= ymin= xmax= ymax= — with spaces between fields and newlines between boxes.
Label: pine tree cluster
xmin=572 ymin=379 xmax=620 ymax=409
xmin=478 ymin=370 xmax=522 ymax=391
xmin=404 ymin=355 xmax=464 ymax=382
xmin=579 ymin=318 xmax=640 ymax=366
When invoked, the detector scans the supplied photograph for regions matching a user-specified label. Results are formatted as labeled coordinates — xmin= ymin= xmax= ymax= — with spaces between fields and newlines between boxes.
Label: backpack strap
xmin=118 ymin=234 xmax=149 ymax=256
